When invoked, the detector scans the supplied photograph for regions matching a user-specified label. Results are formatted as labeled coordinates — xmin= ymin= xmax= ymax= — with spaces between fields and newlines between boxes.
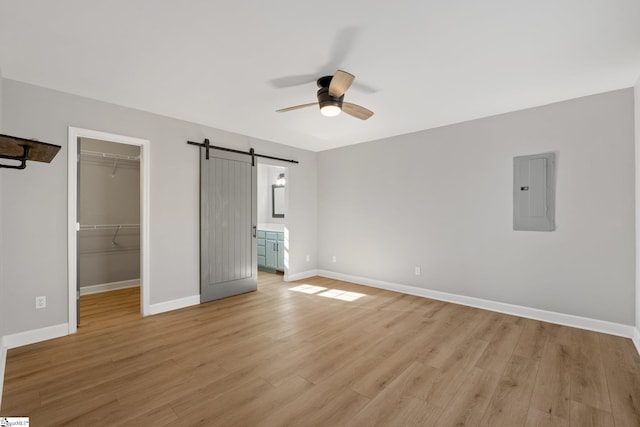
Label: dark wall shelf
xmin=0 ymin=133 xmax=61 ymax=169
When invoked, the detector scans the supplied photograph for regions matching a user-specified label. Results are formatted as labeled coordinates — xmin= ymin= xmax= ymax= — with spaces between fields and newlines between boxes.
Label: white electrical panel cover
xmin=513 ymin=152 xmax=556 ymax=231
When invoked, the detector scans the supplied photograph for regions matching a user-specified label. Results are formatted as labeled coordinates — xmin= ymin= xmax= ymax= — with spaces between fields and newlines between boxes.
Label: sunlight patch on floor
xmin=289 ymin=284 xmax=366 ymax=301
xmin=318 ymin=289 xmax=366 ymax=301
xmin=289 ymin=284 xmax=327 ymax=294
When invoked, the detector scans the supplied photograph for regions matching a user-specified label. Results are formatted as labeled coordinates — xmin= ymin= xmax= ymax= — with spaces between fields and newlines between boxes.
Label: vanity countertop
xmin=258 ymin=223 xmax=285 ymax=232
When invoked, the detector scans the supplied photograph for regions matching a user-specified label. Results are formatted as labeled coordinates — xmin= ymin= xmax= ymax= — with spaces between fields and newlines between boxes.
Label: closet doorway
xmin=67 ymin=128 xmax=150 ymax=334
xmin=78 ymin=138 xmax=140 ymax=326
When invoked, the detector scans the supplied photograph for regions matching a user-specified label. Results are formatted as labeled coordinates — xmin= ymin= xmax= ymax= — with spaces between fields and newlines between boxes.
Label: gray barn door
xmin=200 ymin=148 xmax=257 ymax=303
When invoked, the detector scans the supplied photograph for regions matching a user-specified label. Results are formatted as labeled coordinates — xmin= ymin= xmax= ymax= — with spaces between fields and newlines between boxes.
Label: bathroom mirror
xmin=272 ymin=185 xmax=285 ymax=218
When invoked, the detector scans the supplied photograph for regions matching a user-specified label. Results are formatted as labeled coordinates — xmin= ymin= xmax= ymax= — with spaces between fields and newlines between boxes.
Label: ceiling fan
xmin=276 ymin=70 xmax=374 ymax=120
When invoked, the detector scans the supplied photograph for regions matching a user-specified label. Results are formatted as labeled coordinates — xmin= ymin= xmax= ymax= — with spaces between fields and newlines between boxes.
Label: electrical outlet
xmin=35 ymin=296 xmax=46 ymax=309
xmin=306 ymin=254 xmax=310 ymax=262
xmin=332 ymin=255 xmax=337 ymax=263
xmin=414 ymin=266 xmax=421 ymax=276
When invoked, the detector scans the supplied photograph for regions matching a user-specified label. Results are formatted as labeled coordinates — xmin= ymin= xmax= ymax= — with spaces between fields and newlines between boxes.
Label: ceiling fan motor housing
xmin=316 ymin=76 xmax=343 ymax=110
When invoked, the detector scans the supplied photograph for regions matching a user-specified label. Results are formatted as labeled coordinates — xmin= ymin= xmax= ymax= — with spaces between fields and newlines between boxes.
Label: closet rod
xmin=187 ymin=139 xmax=299 ymax=166
xmin=80 ymin=150 xmax=140 ymax=161
xmin=79 ymin=224 xmax=140 ymax=230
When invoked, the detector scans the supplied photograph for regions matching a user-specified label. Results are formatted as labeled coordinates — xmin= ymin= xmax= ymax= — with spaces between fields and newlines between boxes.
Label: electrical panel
xmin=514 ymin=152 xmax=556 ymax=231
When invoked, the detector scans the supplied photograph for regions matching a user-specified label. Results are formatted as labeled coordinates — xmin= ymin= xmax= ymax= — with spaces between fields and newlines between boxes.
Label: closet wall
xmin=78 ymin=138 xmax=140 ymax=292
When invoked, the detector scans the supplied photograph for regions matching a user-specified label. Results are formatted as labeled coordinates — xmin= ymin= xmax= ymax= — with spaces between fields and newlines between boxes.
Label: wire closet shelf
xmin=79 ymin=224 xmax=140 ymax=246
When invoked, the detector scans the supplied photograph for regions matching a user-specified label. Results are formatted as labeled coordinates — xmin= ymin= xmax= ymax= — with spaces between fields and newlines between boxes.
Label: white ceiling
xmin=1 ymin=1 xmax=639 ymax=152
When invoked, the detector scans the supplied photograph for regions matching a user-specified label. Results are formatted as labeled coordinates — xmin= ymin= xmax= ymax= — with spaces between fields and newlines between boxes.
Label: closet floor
xmin=79 ymin=287 xmax=141 ymax=331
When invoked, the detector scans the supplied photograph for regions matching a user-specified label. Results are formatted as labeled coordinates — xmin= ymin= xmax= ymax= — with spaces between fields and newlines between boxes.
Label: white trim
xmin=317 ymin=270 xmax=636 ymax=339
xmin=284 ymin=269 xmax=319 ymax=282
xmin=80 ymin=279 xmax=140 ymax=295
xmin=3 ymin=323 xmax=69 ymax=349
xmin=633 ymin=328 xmax=640 ymax=355
xmin=147 ymin=295 xmax=200 ymax=316
xmin=634 ymin=76 xmax=640 ymax=356
xmin=68 ymin=127 xmax=151 ymax=333
xmin=0 ymin=336 xmax=6 ymax=409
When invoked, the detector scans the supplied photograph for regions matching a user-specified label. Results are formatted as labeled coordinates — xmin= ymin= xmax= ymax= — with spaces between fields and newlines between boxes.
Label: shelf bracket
xmin=0 ymin=145 xmax=30 ymax=169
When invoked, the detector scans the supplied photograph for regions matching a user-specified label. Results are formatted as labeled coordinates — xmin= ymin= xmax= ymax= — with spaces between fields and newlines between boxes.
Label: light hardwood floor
xmin=2 ymin=272 xmax=640 ymax=426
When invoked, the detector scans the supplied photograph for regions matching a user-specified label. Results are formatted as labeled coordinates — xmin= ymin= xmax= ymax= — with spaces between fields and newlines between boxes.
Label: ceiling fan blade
xmin=342 ymin=102 xmax=374 ymax=120
xmin=326 ymin=27 xmax=359 ymax=71
xmin=329 ymin=70 xmax=355 ymax=97
xmin=268 ymin=74 xmax=318 ymax=89
xmin=276 ymin=102 xmax=318 ymax=113
xmin=352 ymin=81 xmax=379 ymax=94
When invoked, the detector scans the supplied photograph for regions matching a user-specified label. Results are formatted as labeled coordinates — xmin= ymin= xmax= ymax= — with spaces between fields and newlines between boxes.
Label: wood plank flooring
xmin=2 ymin=272 xmax=640 ymax=426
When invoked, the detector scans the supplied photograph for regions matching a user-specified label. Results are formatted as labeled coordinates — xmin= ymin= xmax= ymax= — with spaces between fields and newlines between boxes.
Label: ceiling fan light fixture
xmin=320 ymin=104 xmax=341 ymax=117
xmin=318 ymin=84 xmax=343 ymax=118
xmin=276 ymin=70 xmax=373 ymax=120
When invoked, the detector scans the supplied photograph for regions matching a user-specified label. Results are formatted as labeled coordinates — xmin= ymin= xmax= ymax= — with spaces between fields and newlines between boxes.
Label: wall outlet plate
xmin=35 ymin=296 xmax=46 ymax=309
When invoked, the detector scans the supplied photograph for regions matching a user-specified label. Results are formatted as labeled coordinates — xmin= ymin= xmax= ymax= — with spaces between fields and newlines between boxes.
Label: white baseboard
xmin=80 ymin=279 xmax=140 ymax=295
xmin=633 ymin=328 xmax=640 ymax=355
xmin=317 ymin=270 xmax=636 ymax=340
xmin=284 ymin=269 xmax=319 ymax=282
xmin=147 ymin=295 xmax=200 ymax=316
xmin=3 ymin=323 xmax=69 ymax=350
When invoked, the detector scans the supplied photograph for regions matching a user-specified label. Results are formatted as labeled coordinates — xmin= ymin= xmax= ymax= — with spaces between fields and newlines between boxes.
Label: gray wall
xmin=78 ymin=138 xmax=141 ymax=287
xmin=1 ymin=79 xmax=317 ymax=336
xmin=318 ymin=89 xmax=635 ymax=325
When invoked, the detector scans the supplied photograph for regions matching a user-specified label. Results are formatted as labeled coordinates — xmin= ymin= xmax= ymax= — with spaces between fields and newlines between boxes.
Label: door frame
xmin=67 ymin=127 xmax=151 ymax=334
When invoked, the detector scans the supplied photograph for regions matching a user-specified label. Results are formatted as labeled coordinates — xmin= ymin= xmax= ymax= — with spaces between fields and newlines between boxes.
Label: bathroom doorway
xmin=257 ymin=163 xmax=288 ymax=277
